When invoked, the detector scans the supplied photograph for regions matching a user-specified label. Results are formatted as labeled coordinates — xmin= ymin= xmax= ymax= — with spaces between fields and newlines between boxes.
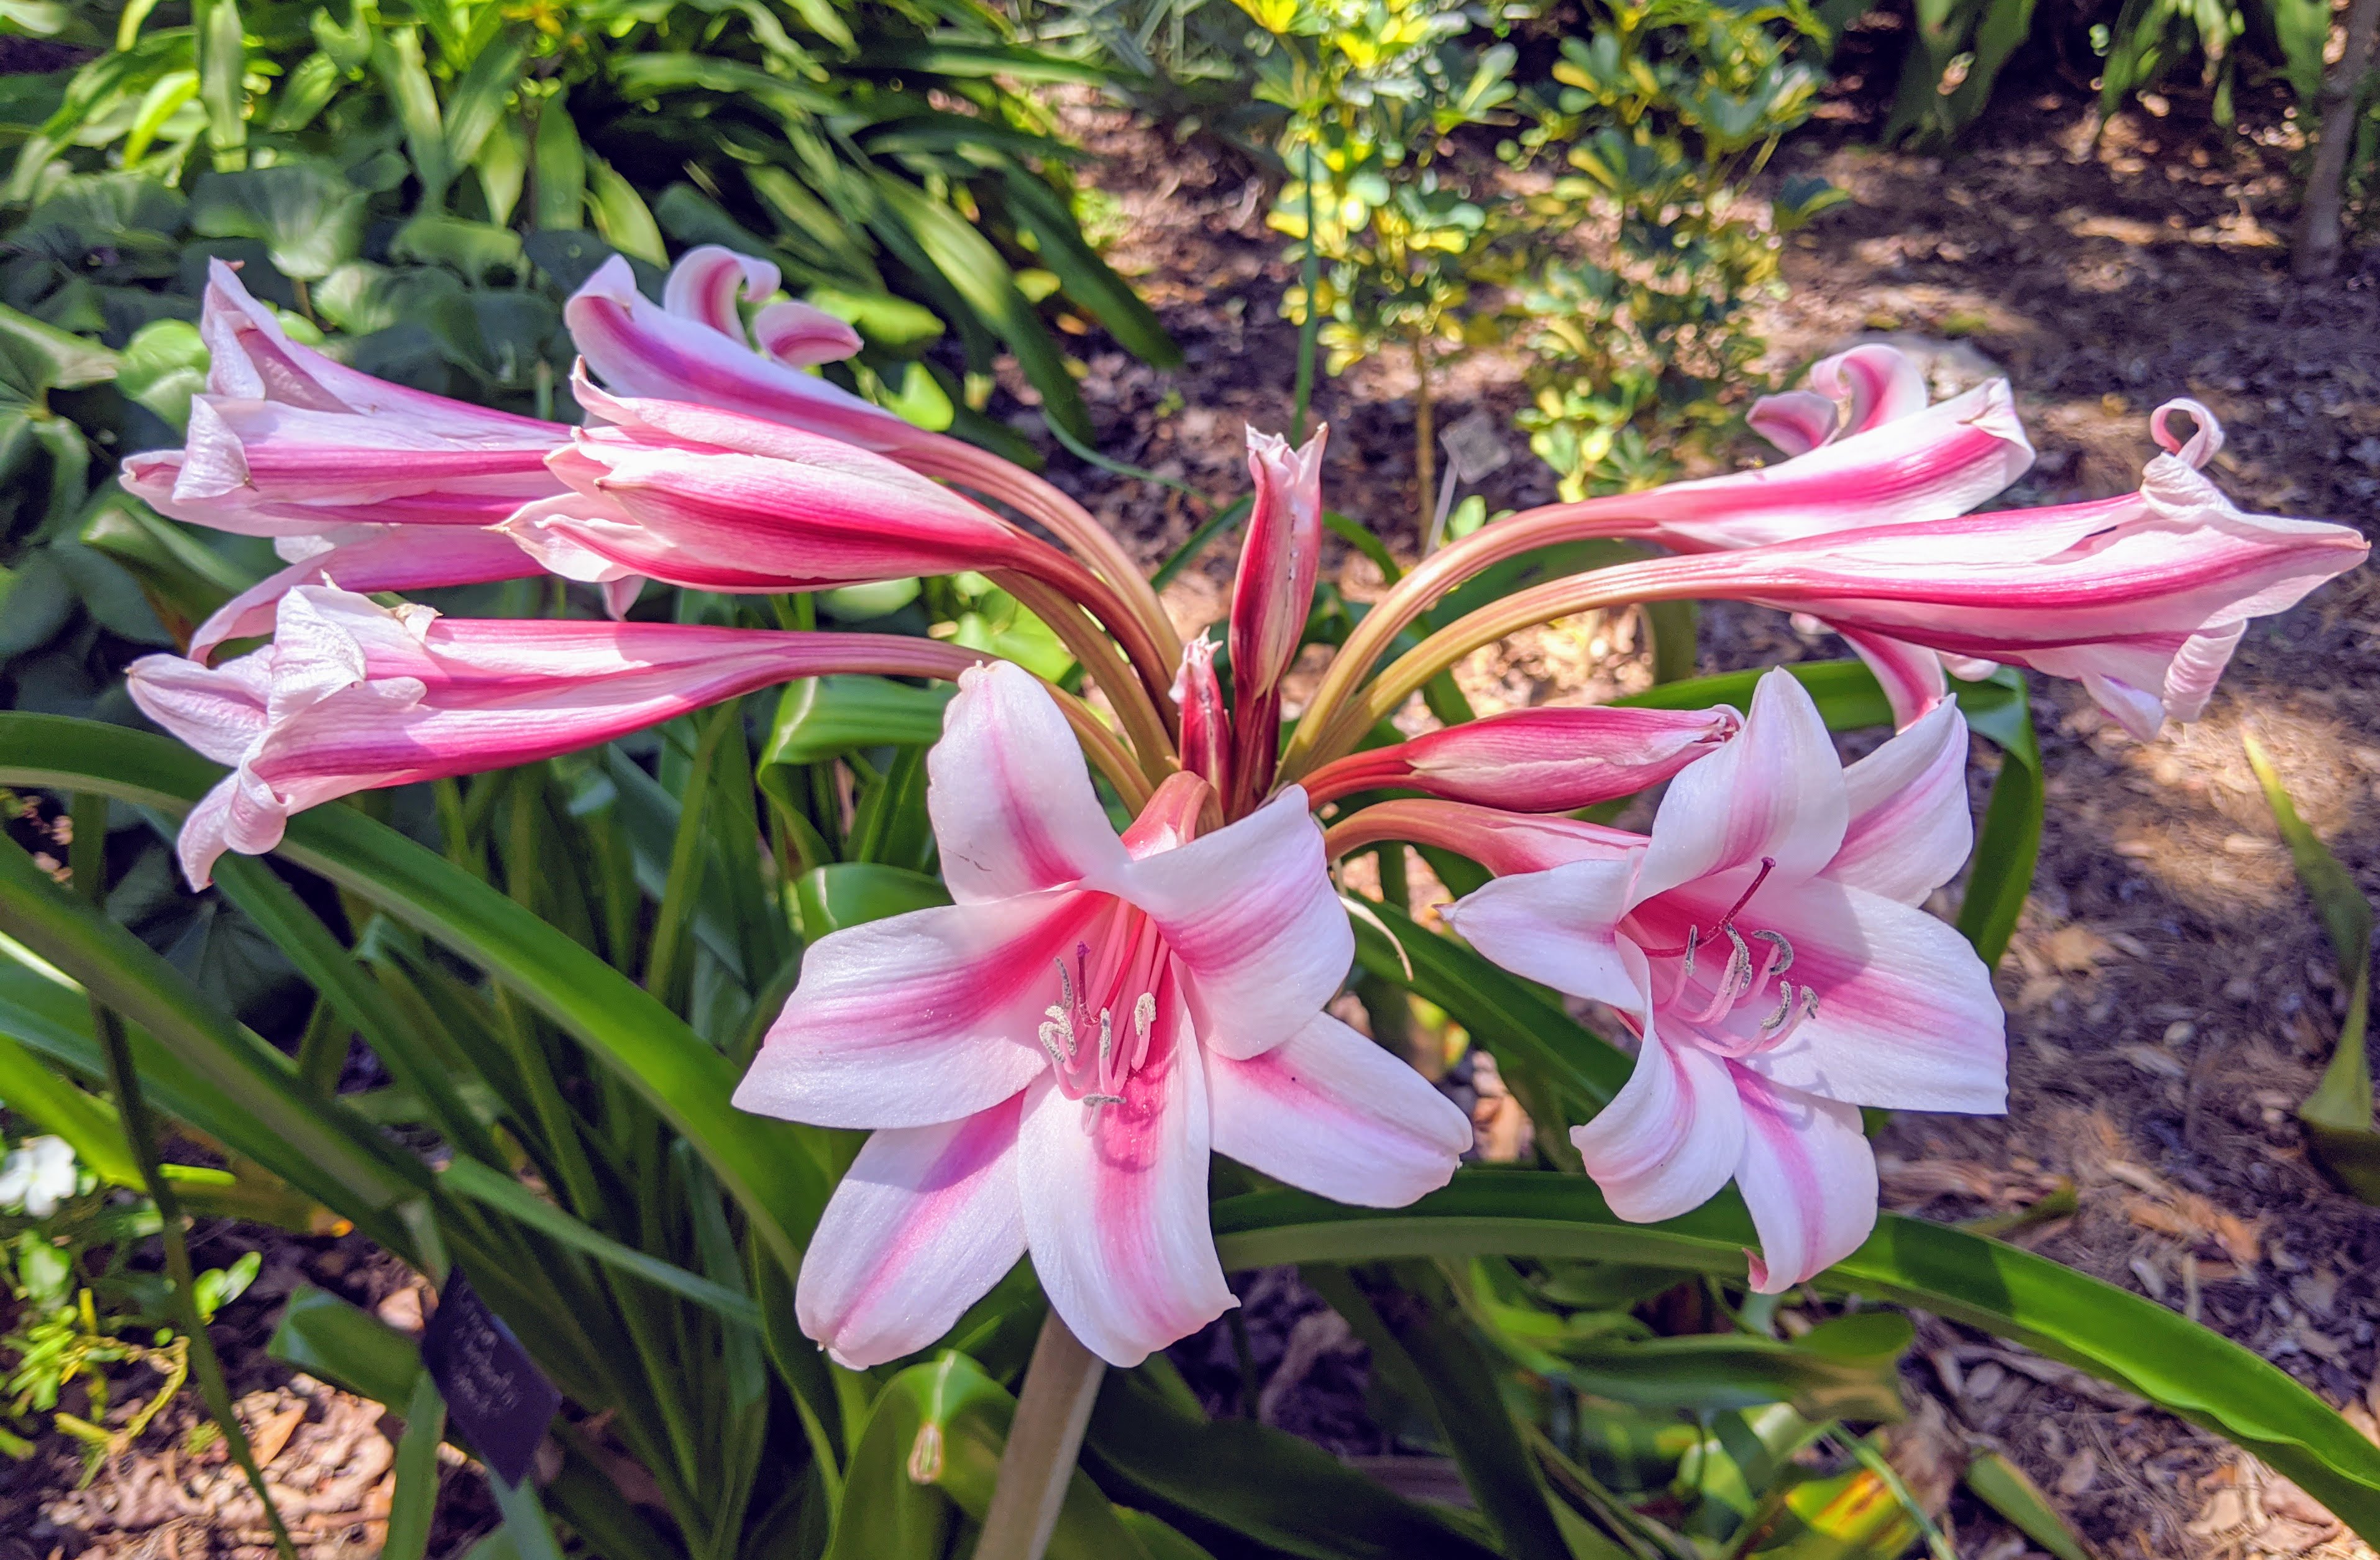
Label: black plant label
xmin=421 ymin=1267 xmax=562 ymax=1489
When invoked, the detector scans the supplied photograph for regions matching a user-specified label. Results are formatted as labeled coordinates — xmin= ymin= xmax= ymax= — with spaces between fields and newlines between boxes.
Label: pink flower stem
xmin=1293 ymin=554 xmax=1718 ymax=775
xmin=1279 ymin=502 xmax=1667 ymax=777
xmin=973 ymin=1312 xmax=1107 ymax=1560
xmin=992 ymin=570 xmax=1179 ymax=788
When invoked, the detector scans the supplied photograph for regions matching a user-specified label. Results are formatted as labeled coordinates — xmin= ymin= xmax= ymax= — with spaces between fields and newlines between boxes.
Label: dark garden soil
xmin=10 ymin=70 xmax=2380 ymax=1560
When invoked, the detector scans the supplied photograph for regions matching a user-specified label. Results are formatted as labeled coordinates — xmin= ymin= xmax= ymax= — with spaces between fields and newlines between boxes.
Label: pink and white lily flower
xmin=734 ymin=661 xmax=1470 ymax=1369
xmin=186 ymin=526 xmax=571 ymax=661
xmin=503 ymin=377 xmax=1036 ymax=594
xmin=129 ymin=584 xmax=983 ymax=889
xmin=1442 ymin=670 xmax=2005 ymax=1292
xmin=120 ymin=260 xmax=567 ymax=539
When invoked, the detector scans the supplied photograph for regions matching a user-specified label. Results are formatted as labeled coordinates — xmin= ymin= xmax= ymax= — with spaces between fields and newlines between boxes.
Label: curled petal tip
xmin=2151 ymin=397 xmax=2224 ymax=468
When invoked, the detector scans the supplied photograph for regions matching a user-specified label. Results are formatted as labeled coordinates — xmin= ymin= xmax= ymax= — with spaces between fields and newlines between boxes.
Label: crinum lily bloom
xmin=129 ymin=584 xmax=986 ymax=888
xmin=733 ymin=661 xmax=1471 ymax=1369
xmin=1442 ymin=669 xmax=2005 ymax=1292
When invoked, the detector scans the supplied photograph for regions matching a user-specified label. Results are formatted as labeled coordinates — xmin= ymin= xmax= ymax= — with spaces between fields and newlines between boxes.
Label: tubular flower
xmin=503 ymin=375 xmax=1034 ymax=593
xmin=1705 ymin=401 xmax=2367 ymax=736
xmin=1442 ymin=671 xmax=2005 ymax=1292
xmin=120 ymin=259 xmax=567 ymax=539
xmin=1171 ymin=631 xmax=1232 ymax=795
xmin=1302 ymin=704 xmax=1741 ymax=810
xmin=733 ymin=662 xmax=1470 ymax=1369
xmin=567 ymin=254 xmax=920 ymax=454
xmin=129 ymin=584 xmax=984 ymax=889
xmin=1226 ymin=426 xmax=1326 ymax=804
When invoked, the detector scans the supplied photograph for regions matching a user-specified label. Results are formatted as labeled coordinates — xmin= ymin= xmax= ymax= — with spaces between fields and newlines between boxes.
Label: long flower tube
xmin=126 ymin=584 xmax=1132 ymax=889
xmin=1290 ymin=429 xmax=2368 ymax=766
xmin=1426 ymin=674 xmax=2006 ymax=1291
xmin=506 ymin=381 xmax=1181 ymax=771
xmin=733 ymin=662 xmax=1469 ymax=1369
xmin=186 ymin=526 xmax=565 ymax=661
xmin=121 ymin=260 xmax=569 ymax=539
xmin=564 ymin=254 xmax=1179 ymax=667
xmin=1279 ymin=350 xmax=2033 ymax=772
xmin=1301 ymin=704 xmax=1740 ymax=812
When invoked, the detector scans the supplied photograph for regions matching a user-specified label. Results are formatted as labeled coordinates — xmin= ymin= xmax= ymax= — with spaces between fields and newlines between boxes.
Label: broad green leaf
xmin=390 ymin=214 xmax=524 ymax=282
xmin=190 ymin=163 xmax=368 ymax=280
xmin=268 ymin=1285 xmax=425 ymax=1406
xmin=114 ymin=318 xmax=208 ymax=430
xmin=1212 ymin=1172 xmax=2380 ymax=1540
xmin=0 ymin=830 xmax=428 ymax=1243
xmin=441 ymin=34 xmax=526 ymax=168
xmin=794 ymin=863 xmax=950 ymax=938
xmin=761 ymin=675 xmax=953 ymax=770
xmin=0 ymin=715 xmax=833 ymax=1280
xmin=995 ymin=165 xmax=1179 ymax=368
xmin=807 ymin=286 xmax=943 ymax=353
xmin=0 ymin=301 xmax=117 ymax=405
xmin=193 ymin=0 xmax=244 ymax=166
xmin=1493 ymin=1306 xmax=1911 ymax=1423
xmin=530 ymin=95 xmax=586 ymax=231
xmin=587 ymin=154 xmax=667 ymax=267
xmin=2245 ymin=732 xmax=2380 ymax=1201
xmin=371 ymin=29 xmax=451 ymax=206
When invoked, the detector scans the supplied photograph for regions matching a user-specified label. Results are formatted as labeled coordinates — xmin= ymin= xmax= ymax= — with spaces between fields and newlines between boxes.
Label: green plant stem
xmin=1292 ymin=142 xmax=1322 ymax=444
xmin=644 ymin=704 xmax=736 ymax=1003
xmin=70 ymin=794 xmax=298 ymax=1560
xmin=973 ymin=1311 xmax=1107 ymax=1560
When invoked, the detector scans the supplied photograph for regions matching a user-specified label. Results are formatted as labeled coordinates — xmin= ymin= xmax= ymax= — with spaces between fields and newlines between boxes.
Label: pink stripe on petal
xmin=1442 ymin=856 xmax=1644 ymax=1017
xmin=1723 ymin=878 xmax=2006 ymax=1114
xmin=738 ymin=892 xmax=1095 ymax=1129
xmin=189 ymin=527 xmax=547 ymax=660
xmin=1818 ymin=343 xmax=1929 ymax=434
xmin=927 ymin=661 xmax=1127 ymax=904
xmin=662 ymin=246 xmax=780 ymax=337
xmin=1636 ymin=669 xmax=1847 ymax=903
xmin=1206 ymin=1012 xmax=1470 ymax=1206
xmin=1570 ymin=1024 xmax=1744 ymax=1224
xmin=1731 ymin=1067 xmax=1877 ymax=1293
xmin=1748 ymin=390 xmax=1841 ymax=457
xmin=1109 ymin=786 xmax=1349 ymax=1061
xmin=795 ymin=1097 xmax=1027 ymax=1368
xmin=1828 ymin=700 xmax=1972 ymax=905
xmin=1015 ymin=987 xmax=1235 ymax=1367
xmin=1836 ymin=627 xmax=1948 ymax=732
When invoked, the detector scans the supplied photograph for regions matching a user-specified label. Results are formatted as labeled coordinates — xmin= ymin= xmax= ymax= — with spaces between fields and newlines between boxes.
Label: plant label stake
xmin=422 ymin=1268 xmax=562 ymax=1489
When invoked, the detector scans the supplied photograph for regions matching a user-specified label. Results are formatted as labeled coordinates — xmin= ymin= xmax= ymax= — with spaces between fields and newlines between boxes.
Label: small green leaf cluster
xmin=1494 ymin=0 xmax=1833 ymax=498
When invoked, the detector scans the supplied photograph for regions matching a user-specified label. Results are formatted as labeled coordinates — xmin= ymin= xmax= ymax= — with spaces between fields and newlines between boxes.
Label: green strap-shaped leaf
xmin=1212 ymin=1172 xmax=2380 ymax=1541
xmin=2245 ymin=733 xmax=2380 ymax=1200
xmin=0 ymin=714 xmax=832 ymax=1282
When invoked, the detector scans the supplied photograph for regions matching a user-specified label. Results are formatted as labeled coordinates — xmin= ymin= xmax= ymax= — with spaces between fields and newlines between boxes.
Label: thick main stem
xmin=973 ymin=1313 xmax=1108 ymax=1560
xmin=1303 ymin=554 xmax=1713 ymax=768
xmin=910 ymin=431 xmax=1181 ymax=666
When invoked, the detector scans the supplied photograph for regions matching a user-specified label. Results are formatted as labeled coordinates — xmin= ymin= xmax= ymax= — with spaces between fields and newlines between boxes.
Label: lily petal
xmin=927 ymin=662 xmax=1128 ymax=904
xmin=1014 ymin=988 xmax=1235 ymax=1366
xmin=1748 ymin=390 xmax=1841 ymax=457
xmin=1636 ymin=669 xmax=1849 ymax=903
xmin=1205 ymin=1012 xmax=1471 ymax=1206
xmin=1442 ymin=855 xmax=1645 ymax=1017
xmin=795 ymin=1097 xmax=1027 ymax=1369
xmin=1732 ymin=1067 xmax=1877 ymax=1293
xmin=1104 ymin=786 xmax=1350 ymax=1060
xmin=663 ymin=246 xmax=780 ymax=337
xmin=1725 ymin=878 xmax=2007 ymax=1113
xmin=1571 ymin=1023 xmax=1746 ymax=1223
xmin=737 ymin=892 xmax=1093 ymax=1129
xmin=188 ymin=525 xmax=549 ymax=661
xmin=1837 ymin=626 xmax=1949 ymax=732
xmin=1826 ymin=700 xmax=1972 ymax=904
xmin=126 ymin=651 xmax=273 ymax=762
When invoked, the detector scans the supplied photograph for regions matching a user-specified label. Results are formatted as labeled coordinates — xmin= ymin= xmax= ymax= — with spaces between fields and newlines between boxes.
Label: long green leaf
xmin=1212 ymin=1172 xmax=2380 ymax=1539
xmin=0 ymin=832 xmax=426 ymax=1239
xmin=438 ymin=1157 xmax=762 ymax=1327
xmin=0 ymin=715 xmax=831 ymax=1282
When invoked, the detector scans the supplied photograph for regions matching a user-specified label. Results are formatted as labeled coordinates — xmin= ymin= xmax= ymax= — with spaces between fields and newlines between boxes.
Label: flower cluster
xmin=122 ymin=249 xmax=2366 ymax=1360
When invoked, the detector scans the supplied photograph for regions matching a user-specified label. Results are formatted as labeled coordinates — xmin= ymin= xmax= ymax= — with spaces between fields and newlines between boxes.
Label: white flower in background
xmin=0 ymin=1137 xmax=79 ymax=1218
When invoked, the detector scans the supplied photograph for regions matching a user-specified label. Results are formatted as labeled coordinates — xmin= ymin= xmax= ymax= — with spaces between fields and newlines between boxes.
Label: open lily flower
xmin=734 ymin=662 xmax=1469 ymax=1369
xmin=1302 ymin=704 xmax=1741 ymax=810
xmin=129 ymin=584 xmax=982 ymax=888
xmin=1441 ymin=671 xmax=2005 ymax=1292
